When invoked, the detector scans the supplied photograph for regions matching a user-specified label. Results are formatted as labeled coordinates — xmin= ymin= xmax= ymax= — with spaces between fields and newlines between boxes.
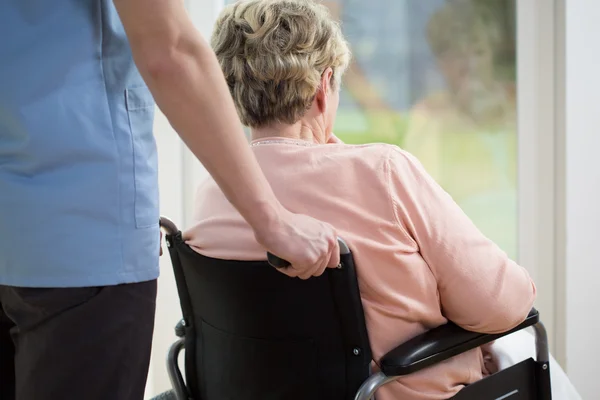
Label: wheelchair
xmin=154 ymin=216 xmax=551 ymax=400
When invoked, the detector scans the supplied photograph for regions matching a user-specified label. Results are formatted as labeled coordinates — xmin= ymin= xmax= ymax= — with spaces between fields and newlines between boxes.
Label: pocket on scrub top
xmin=126 ymin=86 xmax=159 ymax=229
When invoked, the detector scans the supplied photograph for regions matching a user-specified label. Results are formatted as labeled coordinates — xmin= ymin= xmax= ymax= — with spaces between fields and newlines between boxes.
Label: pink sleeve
xmin=385 ymin=147 xmax=536 ymax=334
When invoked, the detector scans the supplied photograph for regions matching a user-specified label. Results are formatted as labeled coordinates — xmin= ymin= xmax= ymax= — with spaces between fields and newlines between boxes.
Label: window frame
xmin=516 ymin=0 xmax=563 ymax=363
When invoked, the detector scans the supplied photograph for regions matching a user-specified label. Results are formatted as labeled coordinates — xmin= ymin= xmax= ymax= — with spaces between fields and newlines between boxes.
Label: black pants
xmin=0 ymin=280 xmax=157 ymax=400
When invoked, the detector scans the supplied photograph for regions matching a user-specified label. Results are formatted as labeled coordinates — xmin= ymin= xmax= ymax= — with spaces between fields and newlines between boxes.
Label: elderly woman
xmin=185 ymin=1 xmax=536 ymax=399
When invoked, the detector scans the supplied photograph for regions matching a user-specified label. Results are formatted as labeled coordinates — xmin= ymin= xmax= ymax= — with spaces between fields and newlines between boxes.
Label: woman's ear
xmin=316 ymin=68 xmax=334 ymax=113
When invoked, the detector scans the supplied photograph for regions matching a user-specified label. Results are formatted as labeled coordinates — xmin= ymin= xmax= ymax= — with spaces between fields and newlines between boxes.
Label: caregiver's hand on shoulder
xmin=254 ymin=208 xmax=340 ymax=280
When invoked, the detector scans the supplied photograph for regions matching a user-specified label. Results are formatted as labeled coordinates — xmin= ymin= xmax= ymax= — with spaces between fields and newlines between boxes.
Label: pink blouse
xmin=185 ymin=138 xmax=536 ymax=400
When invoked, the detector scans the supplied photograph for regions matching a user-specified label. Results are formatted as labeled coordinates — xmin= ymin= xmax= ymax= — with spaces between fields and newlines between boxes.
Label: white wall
xmin=564 ymin=0 xmax=600 ymax=397
xmin=146 ymin=115 xmax=212 ymax=399
xmin=517 ymin=0 xmax=559 ymax=355
xmin=144 ymin=2 xmax=222 ymax=398
xmin=145 ymin=112 xmax=186 ymax=398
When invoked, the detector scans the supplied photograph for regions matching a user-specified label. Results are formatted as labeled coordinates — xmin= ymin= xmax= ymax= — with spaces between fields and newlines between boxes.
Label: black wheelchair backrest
xmin=165 ymin=230 xmax=372 ymax=400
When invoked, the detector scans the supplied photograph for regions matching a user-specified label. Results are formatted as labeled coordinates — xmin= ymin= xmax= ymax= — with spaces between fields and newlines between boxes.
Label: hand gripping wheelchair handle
xmin=267 ymin=237 xmax=351 ymax=269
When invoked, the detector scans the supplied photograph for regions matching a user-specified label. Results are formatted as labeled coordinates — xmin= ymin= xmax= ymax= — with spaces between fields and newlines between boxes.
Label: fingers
xmin=276 ymin=230 xmax=340 ymax=280
xmin=282 ymin=252 xmax=326 ymax=280
xmin=267 ymin=215 xmax=341 ymax=280
xmin=277 ymin=249 xmax=328 ymax=280
xmin=297 ymin=252 xmax=328 ymax=280
xmin=297 ymin=229 xmax=338 ymax=279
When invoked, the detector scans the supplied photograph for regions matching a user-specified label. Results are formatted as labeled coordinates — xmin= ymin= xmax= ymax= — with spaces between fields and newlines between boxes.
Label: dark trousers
xmin=0 ymin=280 xmax=157 ymax=400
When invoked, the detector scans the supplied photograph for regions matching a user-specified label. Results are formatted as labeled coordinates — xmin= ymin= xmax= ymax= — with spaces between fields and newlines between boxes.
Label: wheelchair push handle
xmin=267 ymin=252 xmax=292 ymax=269
xmin=159 ymin=216 xmax=178 ymax=236
xmin=267 ymin=237 xmax=350 ymax=269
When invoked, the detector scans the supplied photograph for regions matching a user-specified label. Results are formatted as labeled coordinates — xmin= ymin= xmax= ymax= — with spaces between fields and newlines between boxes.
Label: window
xmin=327 ymin=0 xmax=518 ymax=257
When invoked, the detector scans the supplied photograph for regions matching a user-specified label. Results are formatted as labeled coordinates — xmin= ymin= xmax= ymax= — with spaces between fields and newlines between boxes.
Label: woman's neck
xmin=251 ymin=121 xmax=327 ymax=144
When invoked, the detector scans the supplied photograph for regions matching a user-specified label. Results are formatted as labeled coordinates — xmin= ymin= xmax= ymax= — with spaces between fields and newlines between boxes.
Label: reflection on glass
xmin=223 ymin=0 xmax=518 ymax=258
xmin=325 ymin=0 xmax=518 ymax=258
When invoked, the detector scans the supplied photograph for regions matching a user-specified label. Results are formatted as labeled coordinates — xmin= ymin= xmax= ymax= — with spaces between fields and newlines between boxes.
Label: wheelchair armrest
xmin=174 ymin=319 xmax=186 ymax=338
xmin=380 ymin=308 xmax=539 ymax=376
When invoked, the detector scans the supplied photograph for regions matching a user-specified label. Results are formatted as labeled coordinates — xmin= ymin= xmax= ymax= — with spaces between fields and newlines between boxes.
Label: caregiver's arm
xmin=386 ymin=147 xmax=536 ymax=334
xmin=113 ymin=0 xmax=340 ymax=275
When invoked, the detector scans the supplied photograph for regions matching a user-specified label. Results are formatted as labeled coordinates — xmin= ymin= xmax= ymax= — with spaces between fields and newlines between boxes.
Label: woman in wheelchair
xmin=180 ymin=1 xmax=572 ymax=399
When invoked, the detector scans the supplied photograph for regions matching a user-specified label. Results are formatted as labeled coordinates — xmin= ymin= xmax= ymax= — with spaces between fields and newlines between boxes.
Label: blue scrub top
xmin=0 ymin=0 xmax=160 ymax=287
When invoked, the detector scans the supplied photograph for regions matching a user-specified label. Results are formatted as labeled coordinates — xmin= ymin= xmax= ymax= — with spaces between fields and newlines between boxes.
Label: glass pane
xmin=325 ymin=0 xmax=518 ymax=258
xmin=223 ymin=0 xmax=518 ymax=258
